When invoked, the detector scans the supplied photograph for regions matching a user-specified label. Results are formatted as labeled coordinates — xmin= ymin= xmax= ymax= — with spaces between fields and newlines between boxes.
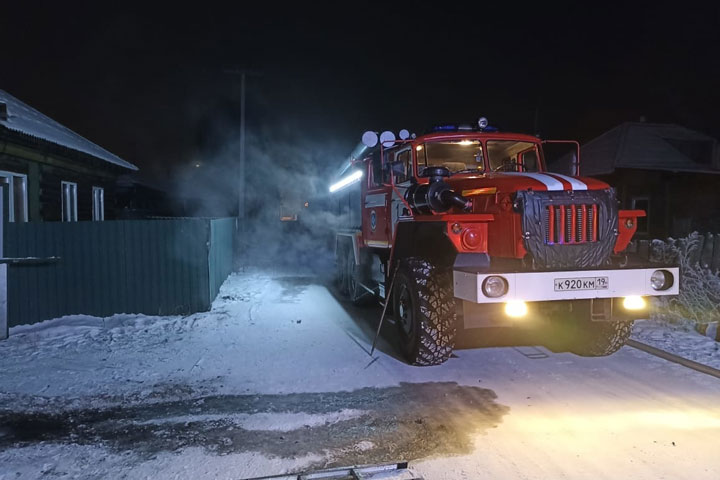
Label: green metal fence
xmin=208 ymin=217 xmax=236 ymax=299
xmin=4 ymin=218 xmax=235 ymax=327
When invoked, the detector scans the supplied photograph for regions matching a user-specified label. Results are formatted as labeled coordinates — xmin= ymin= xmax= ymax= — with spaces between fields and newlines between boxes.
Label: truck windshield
xmin=486 ymin=140 xmax=540 ymax=172
xmin=416 ymin=140 xmax=484 ymax=175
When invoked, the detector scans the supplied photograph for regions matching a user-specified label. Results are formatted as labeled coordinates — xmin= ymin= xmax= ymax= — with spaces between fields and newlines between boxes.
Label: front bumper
xmin=453 ymin=267 xmax=679 ymax=304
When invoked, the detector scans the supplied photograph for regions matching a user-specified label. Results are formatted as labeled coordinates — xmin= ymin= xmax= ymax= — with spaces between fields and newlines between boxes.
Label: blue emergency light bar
xmin=430 ymin=117 xmax=499 ymax=133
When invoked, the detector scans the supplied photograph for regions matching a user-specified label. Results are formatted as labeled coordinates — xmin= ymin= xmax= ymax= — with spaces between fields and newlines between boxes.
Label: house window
xmin=0 ymin=171 xmax=28 ymax=222
xmin=92 ymin=186 xmax=104 ymax=221
xmin=631 ymin=196 xmax=650 ymax=235
xmin=61 ymin=181 xmax=78 ymax=222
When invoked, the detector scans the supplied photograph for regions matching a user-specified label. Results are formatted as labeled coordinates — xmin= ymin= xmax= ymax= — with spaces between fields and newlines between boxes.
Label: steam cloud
xmin=172 ymin=121 xmax=354 ymax=277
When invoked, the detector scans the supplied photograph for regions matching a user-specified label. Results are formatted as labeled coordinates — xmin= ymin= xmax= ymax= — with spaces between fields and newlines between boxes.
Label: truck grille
xmin=544 ymin=204 xmax=598 ymax=244
xmin=515 ymin=188 xmax=618 ymax=269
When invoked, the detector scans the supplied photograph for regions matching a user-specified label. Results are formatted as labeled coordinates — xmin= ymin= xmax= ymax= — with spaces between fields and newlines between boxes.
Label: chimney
xmin=0 ymin=102 xmax=7 ymax=120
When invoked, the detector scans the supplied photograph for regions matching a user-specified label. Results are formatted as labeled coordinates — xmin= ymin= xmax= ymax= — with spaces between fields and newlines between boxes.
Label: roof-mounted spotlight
xmin=399 ymin=129 xmax=410 ymax=140
xmin=380 ymin=131 xmax=396 ymax=148
xmin=361 ymin=131 xmax=379 ymax=148
xmin=478 ymin=117 xmax=489 ymax=130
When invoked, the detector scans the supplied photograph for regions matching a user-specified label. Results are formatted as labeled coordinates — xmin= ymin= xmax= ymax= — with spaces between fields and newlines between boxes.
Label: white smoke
xmin=172 ymin=120 xmax=355 ymax=276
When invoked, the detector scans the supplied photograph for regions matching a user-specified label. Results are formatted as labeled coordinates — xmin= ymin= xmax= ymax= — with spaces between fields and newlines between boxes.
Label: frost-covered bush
xmin=650 ymin=232 xmax=720 ymax=325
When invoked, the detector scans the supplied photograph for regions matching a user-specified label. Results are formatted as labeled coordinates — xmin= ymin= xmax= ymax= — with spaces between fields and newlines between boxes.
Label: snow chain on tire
xmin=571 ymin=320 xmax=633 ymax=356
xmin=394 ymin=258 xmax=456 ymax=366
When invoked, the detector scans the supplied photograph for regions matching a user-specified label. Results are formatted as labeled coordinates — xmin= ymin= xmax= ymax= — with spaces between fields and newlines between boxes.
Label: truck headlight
xmin=505 ymin=300 xmax=528 ymax=318
xmin=482 ymin=276 xmax=508 ymax=298
xmin=650 ymin=269 xmax=673 ymax=291
xmin=623 ymin=296 xmax=646 ymax=310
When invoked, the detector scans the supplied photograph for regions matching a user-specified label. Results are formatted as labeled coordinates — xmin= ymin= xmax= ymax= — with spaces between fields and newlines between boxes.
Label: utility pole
xmin=239 ymin=71 xmax=246 ymax=222
xmin=222 ymin=67 xmax=260 ymax=223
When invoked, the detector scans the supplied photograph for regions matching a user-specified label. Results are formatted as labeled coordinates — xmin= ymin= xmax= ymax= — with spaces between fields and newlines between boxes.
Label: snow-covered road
xmin=1 ymin=267 xmax=719 ymax=479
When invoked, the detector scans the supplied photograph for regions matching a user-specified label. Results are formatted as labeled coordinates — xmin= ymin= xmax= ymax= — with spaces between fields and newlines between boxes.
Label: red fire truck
xmin=330 ymin=119 xmax=678 ymax=366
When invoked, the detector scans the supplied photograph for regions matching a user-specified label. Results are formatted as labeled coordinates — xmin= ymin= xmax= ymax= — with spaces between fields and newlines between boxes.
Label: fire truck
xmin=330 ymin=118 xmax=678 ymax=366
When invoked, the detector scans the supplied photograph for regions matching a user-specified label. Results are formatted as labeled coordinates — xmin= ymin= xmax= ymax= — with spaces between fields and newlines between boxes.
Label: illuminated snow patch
xmin=136 ymin=409 xmax=365 ymax=432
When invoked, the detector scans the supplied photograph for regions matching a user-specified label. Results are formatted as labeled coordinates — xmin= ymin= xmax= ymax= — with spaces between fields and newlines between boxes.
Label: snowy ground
xmin=1 ymin=267 xmax=720 ymax=479
xmin=632 ymin=318 xmax=720 ymax=369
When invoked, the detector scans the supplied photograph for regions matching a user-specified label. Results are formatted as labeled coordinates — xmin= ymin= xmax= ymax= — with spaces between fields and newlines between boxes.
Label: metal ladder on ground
xmin=244 ymin=462 xmax=423 ymax=480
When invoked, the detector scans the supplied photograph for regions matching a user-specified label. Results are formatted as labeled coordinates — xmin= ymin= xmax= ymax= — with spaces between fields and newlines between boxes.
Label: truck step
xmin=244 ymin=462 xmax=423 ymax=480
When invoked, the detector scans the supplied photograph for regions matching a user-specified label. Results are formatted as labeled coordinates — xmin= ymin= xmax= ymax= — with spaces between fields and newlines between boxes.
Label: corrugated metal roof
xmin=0 ymin=89 xmax=138 ymax=171
xmin=580 ymin=122 xmax=718 ymax=176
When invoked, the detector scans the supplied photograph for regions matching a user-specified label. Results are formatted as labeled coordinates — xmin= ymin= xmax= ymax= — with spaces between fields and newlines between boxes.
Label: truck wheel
xmin=393 ymin=258 xmax=456 ymax=366
xmin=570 ymin=320 xmax=633 ymax=356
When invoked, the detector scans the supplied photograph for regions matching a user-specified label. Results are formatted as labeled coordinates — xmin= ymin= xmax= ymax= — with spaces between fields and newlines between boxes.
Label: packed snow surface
xmin=632 ymin=318 xmax=720 ymax=369
xmin=1 ymin=267 xmax=719 ymax=479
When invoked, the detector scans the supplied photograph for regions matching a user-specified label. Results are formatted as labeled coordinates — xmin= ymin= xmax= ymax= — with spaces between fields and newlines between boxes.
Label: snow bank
xmin=632 ymin=319 xmax=720 ymax=369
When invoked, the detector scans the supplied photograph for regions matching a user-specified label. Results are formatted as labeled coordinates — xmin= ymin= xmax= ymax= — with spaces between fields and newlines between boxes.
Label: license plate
xmin=554 ymin=276 xmax=609 ymax=291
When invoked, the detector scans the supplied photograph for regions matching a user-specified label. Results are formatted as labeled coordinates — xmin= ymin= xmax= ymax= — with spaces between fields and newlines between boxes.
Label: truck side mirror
xmin=542 ymin=140 xmax=581 ymax=176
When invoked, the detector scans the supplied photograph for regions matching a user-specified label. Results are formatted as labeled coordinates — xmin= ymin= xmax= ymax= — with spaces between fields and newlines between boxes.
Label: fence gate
xmin=0 ymin=186 xmax=63 ymax=339
xmin=2 ymin=215 xmax=235 ymax=334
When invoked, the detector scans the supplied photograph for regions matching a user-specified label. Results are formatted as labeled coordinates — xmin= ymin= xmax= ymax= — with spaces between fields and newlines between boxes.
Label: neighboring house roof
xmin=116 ymin=174 xmax=172 ymax=193
xmin=0 ymin=89 xmax=138 ymax=171
xmin=579 ymin=122 xmax=719 ymax=176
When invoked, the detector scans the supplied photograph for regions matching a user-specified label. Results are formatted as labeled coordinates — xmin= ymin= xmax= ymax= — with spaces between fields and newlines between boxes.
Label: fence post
xmin=0 ymin=186 xmax=7 ymax=340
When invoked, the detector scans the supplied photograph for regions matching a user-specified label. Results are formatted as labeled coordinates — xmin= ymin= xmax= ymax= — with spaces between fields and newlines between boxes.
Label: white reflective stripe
xmin=364 ymin=193 xmax=386 ymax=208
xmin=501 ymin=172 xmax=565 ymax=191
xmin=547 ymin=173 xmax=588 ymax=190
xmin=366 ymin=240 xmax=390 ymax=248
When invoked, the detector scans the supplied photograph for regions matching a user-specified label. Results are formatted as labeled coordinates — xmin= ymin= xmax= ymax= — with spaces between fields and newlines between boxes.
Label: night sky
xmin=2 ymin=2 xmax=719 ymax=179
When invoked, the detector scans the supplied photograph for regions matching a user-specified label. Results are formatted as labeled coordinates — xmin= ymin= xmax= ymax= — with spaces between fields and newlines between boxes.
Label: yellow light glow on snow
xmin=514 ymin=409 xmax=720 ymax=433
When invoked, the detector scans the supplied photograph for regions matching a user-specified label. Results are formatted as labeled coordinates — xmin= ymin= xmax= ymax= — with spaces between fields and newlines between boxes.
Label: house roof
xmin=579 ymin=122 xmax=719 ymax=176
xmin=0 ymin=89 xmax=138 ymax=171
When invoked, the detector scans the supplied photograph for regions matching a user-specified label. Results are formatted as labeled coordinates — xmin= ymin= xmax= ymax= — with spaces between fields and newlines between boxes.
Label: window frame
xmin=92 ymin=186 xmax=105 ymax=221
xmin=393 ymin=148 xmax=413 ymax=184
xmin=61 ymin=181 xmax=78 ymax=222
xmin=0 ymin=170 xmax=29 ymax=222
xmin=414 ymin=140 xmax=486 ymax=175
xmin=486 ymin=139 xmax=543 ymax=172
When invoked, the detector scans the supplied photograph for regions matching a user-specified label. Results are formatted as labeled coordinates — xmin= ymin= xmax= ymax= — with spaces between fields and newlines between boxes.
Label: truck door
xmin=390 ymin=148 xmax=413 ymax=238
xmin=362 ymin=152 xmax=392 ymax=248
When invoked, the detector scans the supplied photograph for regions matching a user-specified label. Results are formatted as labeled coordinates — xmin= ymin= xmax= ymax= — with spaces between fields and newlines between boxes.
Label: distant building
xmin=578 ymin=122 xmax=720 ymax=238
xmin=115 ymin=175 xmax=178 ymax=219
xmin=0 ymin=89 xmax=137 ymax=222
